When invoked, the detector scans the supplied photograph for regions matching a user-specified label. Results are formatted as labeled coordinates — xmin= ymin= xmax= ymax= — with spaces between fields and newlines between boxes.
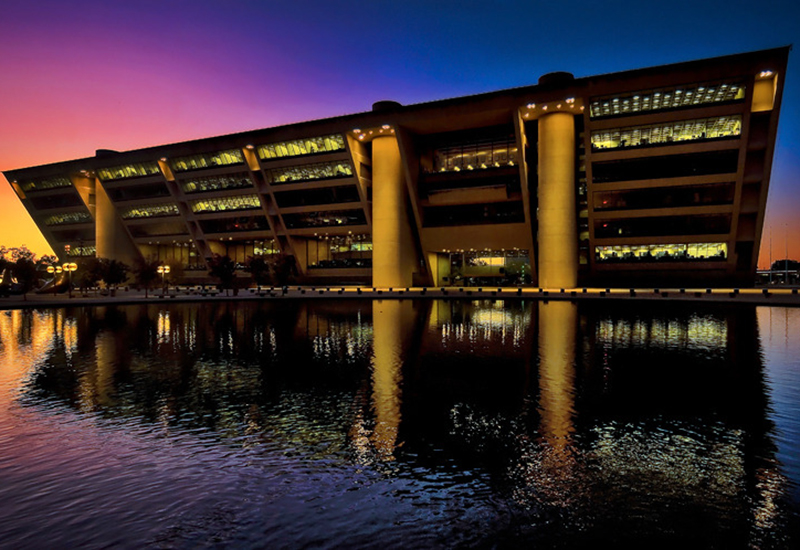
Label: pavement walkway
xmin=1 ymin=285 xmax=799 ymax=310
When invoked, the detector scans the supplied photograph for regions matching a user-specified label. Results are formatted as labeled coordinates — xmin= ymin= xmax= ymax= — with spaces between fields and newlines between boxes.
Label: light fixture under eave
xmin=381 ymin=124 xmax=390 ymax=129
xmin=245 ymin=144 xmax=254 ymax=150
xmin=526 ymin=103 xmax=536 ymax=109
xmin=353 ymin=128 xmax=361 ymax=134
xmin=160 ymin=157 xmax=167 ymax=162
xmin=566 ymin=97 xmax=575 ymax=104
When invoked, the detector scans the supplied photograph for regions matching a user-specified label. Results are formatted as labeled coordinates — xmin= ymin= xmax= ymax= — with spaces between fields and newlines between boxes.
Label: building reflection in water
xmin=3 ymin=300 xmax=798 ymax=546
xmin=533 ymin=300 xmax=578 ymax=506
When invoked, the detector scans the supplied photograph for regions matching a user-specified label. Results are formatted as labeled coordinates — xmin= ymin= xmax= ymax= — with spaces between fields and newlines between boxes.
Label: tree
xmin=271 ymin=253 xmax=296 ymax=286
xmin=208 ymin=254 xmax=237 ymax=296
xmin=11 ymin=258 xmax=39 ymax=301
xmin=244 ymin=255 xmax=271 ymax=287
xmin=101 ymin=259 xmax=130 ymax=294
xmin=77 ymin=257 xmax=105 ymax=295
xmin=770 ymin=259 xmax=799 ymax=271
xmin=133 ymin=258 xmax=160 ymax=298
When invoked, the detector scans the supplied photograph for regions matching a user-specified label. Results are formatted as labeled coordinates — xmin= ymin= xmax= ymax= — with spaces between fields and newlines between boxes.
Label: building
xmin=4 ymin=47 xmax=788 ymax=288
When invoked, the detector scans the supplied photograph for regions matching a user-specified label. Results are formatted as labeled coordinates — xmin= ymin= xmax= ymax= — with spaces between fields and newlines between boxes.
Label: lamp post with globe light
xmin=62 ymin=262 xmax=77 ymax=298
xmin=157 ymin=265 xmax=170 ymax=294
xmin=46 ymin=265 xmax=63 ymax=296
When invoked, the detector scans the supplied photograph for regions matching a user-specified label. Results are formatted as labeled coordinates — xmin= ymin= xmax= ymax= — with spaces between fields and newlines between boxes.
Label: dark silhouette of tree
xmin=770 ymin=259 xmax=799 ymax=271
xmin=11 ymin=258 xmax=39 ymax=301
xmin=100 ymin=259 xmax=130 ymax=294
xmin=133 ymin=258 xmax=160 ymax=298
xmin=272 ymin=253 xmax=296 ymax=286
xmin=208 ymin=254 xmax=237 ymax=296
xmin=77 ymin=257 xmax=104 ymax=295
xmin=244 ymin=255 xmax=271 ymax=287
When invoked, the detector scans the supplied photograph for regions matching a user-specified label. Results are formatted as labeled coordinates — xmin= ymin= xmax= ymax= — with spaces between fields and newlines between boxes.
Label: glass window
xmin=19 ymin=176 xmax=72 ymax=193
xmin=432 ymin=137 xmax=518 ymax=173
xmin=591 ymin=116 xmax=742 ymax=150
xmin=170 ymin=149 xmax=244 ymax=172
xmin=590 ymin=82 xmax=746 ymax=118
xmin=180 ymin=172 xmax=253 ymax=194
xmin=105 ymin=182 xmax=172 ymax=202
xmin=43 ymin=212 xmax=93 ymax=226
xmin=595 ymin=214 xmax=731 ymax=238
xmin=595 ymin=242 xmax=727 ymax=262
xmin=282 ymin=209 xmax=367 ymax=229
xmin=190 ymin=194 xmax=262 ymax=214
xmin=120 ymin=203 xmax=180 ymax=219
xmin=257 ymin=134 xmax=345 ymax=160
xmin=266 ymin=161 xmax=353 ymax=185
xmin=66 ymin=246 xmax=96 ymax=257
xmin=593 ymin=183 xmax=736 ymax=211
xmin=97 ymin=162 xmax=161 ymax=181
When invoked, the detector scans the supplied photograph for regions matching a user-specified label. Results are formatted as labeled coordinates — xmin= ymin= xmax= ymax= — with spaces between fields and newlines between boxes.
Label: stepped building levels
xmin=4 ymin=47 xmax=788 ymax=287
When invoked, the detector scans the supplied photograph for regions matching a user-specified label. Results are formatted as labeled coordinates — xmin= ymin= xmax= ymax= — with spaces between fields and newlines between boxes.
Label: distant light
xmin=542 ymin=105 xmax=548 ymax=110
xmin=526 ymin=103 xmax=536 ymax=109
xmin=245 ymin=144 xmax=254 ymax=150
xmin=381 ymin=124 xmax=390 ymax=129
xmin=759 ymin=70 xmax=774 ymax=78
xmin=353 ymin=128 xmax=361 ymax=134
xmin=556 ymin=104 xmax=562 ymax=108
xmin=566 ymin=97 xmax=575 ymax=104
xmin=160 ymin=157 xmax=167 ymax=162
xmin=358 ymin=134 xmax=365 ymax=140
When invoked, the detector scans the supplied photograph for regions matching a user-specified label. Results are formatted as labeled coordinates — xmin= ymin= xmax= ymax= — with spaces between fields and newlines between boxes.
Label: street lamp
xmin=46 ymin=265 xmax=63 ymax=296
xmin=157 ymin=265 xmax=170 ymax=293
xmin=62 ymin=262 xmax=77 ymax=298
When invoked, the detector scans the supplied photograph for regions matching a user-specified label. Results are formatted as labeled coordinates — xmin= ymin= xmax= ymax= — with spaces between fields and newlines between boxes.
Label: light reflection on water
xmin=0 ymin=301 xmax=798 ymax=548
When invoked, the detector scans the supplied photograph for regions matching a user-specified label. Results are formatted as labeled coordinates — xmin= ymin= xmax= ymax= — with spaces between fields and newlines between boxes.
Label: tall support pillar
xmin=95 ymin=181 xmax=140 ymax=265
xmin=372 ymin=135 xmax=415 ymax=288
xmin=537 ymin=112 xmax=577 ymax=288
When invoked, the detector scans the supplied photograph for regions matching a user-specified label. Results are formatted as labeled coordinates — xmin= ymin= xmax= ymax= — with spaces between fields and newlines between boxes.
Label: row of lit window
xmin=257 ymin=134 xmax=345 ymax=160
xmin=170 ymin=149 xmax=244 ymax=172
xmin=253 ymin=240 xmax=280 ymax=255
xmin=97 ymin=162 xmax=160 ymax=181
xmin=190 ymin=194 xmax=262 ymax=214
xmin=180 ymin=172 xmax=253 ymax=194
xmin=19 ymin=176 xmax=72 ymax=193
xmin=590 ymin=82 xmax=745 ymax=118
xmin=43 ymin=211 xmax=92 ymax=226
xmin=121 ymin=203 xmax=180 ymax=219
xmin=433 ymin=138 xmax=518 ymax=172
xmin=266 ymin=161 xmax=353 ymax=185
xmin=283 ymin=209 xmax=366 ymax=229
xmin=66 ymin=246 xmax=96 ymax=257
xmin=318 ymin=234 xmax=373 ymax=252
xmin=595 ymin=242 xmax=727 ymax=262
xmin=591 ymin=116 xmax=741 ymax=150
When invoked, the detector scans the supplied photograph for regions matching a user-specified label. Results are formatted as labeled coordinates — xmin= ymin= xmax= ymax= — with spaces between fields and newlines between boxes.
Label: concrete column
xmin=95 ymin=181 xmax=141 ymax=265
xmin=372 ymin=135 xmax=414 ymax=287
xmin=537 ymin=112 xmax=577 ymax=288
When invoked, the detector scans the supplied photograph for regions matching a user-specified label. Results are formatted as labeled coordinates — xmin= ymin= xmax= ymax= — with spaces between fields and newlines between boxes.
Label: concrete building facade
xmin=4 ymin=47 xmax=788 ymax=287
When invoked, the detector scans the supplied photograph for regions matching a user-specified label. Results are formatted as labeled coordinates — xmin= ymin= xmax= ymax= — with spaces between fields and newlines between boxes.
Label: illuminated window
xmin=19 ymin=176 xmax=72 ymax=193
xmin=266 ymin=161 xmax=353 ymax=185
xmin=590 ymin=82 xmax=746 ymax=118
xmin=432 ymin=137 xmax=518 ymax=173
xmin=257 ymin=134 xmax=345 ymax=160
xmin=43 ymin=211 xmax=92 ymax=226
xmin=97 ymin=162 xmax=160 ymax=181
xmin=595 ymin=242 xmax=727 ymax=262
xmin=282 ymin=209 xmax=366 ymax=229
xmin=591 ymin=116 xmax=742 ymax=150
xmin=253 ymin=239 xmax=280 ymax=255
xmin=190 ymin=194 xmax=261 ymax=214
xmin=180 ymin=172 xmax=253 ymax=194
xmin=120 ymin=203 xmax=180 ymax=219
xmin=170 ymin=149 xmax=244 ymax=172
xmin=67 ymin=246 xmax=96 ymax=257
xmin=308 ymin=234 xmax=373 ymax=269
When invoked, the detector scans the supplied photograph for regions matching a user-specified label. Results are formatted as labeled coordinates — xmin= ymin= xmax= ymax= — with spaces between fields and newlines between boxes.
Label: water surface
xmin=0 ymin=300 xmax=798 ymax=548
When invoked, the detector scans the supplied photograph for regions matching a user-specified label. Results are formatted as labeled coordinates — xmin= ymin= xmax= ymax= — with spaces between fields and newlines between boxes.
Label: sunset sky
xmin=1 ymin=0 xmax=798 ymax=267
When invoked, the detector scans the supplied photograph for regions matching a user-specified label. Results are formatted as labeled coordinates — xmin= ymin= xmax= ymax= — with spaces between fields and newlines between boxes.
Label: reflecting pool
xmin=0 ymin=300 xmax=798 ymax=548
